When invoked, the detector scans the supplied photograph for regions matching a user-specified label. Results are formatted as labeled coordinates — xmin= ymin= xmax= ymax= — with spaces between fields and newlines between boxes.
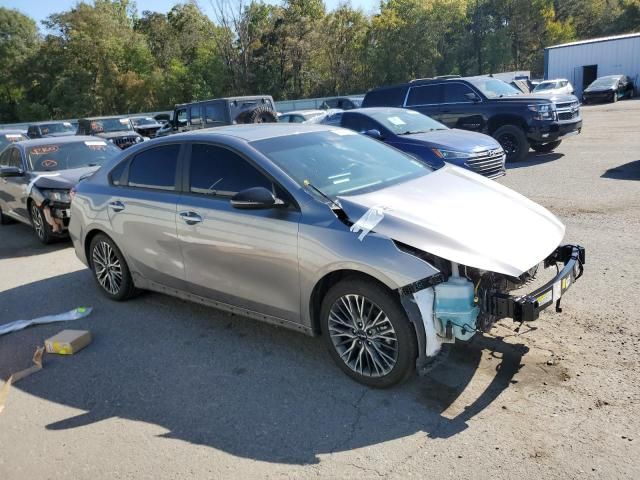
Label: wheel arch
xmin=84 ymin=228 xmax=114 ymax=266
xmin=488 ymin=114 xmax=527 ymax=135
xmin=308 ymin=269 xmax=403 ymax=336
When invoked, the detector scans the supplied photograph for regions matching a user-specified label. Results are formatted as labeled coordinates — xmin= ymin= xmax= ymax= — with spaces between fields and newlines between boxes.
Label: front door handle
xmin=109 ymin=201 xmax=125 ymax=212
xmin=179 ymin=211 xmax=203 ymax=225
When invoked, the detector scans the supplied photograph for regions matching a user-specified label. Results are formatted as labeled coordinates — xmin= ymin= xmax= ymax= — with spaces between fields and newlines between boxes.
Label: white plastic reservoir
xmin=434 ymin=276 xmax=480 ymax=341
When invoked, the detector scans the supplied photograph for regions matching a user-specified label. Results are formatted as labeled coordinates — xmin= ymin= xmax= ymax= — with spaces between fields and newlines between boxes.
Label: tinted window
xmin=205 ymin=103 xmax=225 ymax=125
xmin=406 ymin=84 xmax=443 ymax=106
xmin=0 ymin=149 xmax=11 ymax=166
xmin=341 ymin=114 xmax=378 ymax=132
xmin=128 ymin=145 xmax=180 ymax=190
xmin=190 ymin=106 xmax=202 ymax=126
xmin=176 ymin=108 xmax=187 ymax=126
xmin=9 ymin=149 xmax=23 ymax=169
xmin=363 ymin=87 xmax=407 ymax=107
xmin=109 ymin=161 xmax=127 ymax=186
xmin=189 ymin=144 xmax=271 ymax=196
xmin=443 ymin=83 xmax=475 ymax=103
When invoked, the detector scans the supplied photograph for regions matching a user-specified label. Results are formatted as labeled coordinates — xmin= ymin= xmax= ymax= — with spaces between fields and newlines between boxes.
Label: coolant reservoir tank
xmin=434 ymin=277 xmax=480 ymax=342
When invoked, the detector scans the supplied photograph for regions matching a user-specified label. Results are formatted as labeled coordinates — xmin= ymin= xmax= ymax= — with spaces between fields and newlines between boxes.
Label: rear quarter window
xmin=363 ymin=87 xmax=407 ymax=107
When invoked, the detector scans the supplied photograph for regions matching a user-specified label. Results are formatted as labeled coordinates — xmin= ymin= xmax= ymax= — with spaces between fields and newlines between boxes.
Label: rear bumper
xmin=487 ymin=244 xmax=585 ymax=322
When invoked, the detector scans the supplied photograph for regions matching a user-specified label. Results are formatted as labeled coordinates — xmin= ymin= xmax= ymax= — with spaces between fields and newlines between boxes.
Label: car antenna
xmin=303 ymin=179 xmax=342 ymax=210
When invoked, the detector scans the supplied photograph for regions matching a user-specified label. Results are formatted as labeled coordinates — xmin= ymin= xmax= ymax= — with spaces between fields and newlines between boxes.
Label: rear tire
xmin=89 ymin=234 xmax=137 ymax=301
xmin=531 ymin=140 xmax=562 ymax=153
xmin=494 ymin=124 xmax=529 ymax=162
xmin=320 ymin=277 xmax=418 ymax=388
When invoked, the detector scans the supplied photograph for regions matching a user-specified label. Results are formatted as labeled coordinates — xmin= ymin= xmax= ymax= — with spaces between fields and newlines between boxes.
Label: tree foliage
xmin=0 ymin=0 xmax=638 ymax=122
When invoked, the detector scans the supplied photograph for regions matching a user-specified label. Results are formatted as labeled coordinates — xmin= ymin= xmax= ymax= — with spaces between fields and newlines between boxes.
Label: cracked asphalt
xmin=1 ymin=99 xmax=639 ymax=479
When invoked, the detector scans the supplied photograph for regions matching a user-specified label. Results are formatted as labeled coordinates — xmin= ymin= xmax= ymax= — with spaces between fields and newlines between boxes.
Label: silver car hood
xmin=338 ymin=165 xmax=565 ymax=277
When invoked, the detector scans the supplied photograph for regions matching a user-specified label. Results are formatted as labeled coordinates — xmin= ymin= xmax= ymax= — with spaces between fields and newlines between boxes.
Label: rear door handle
xmin=109 ymin=201 xmax=125 ymax=212
xmin=179 ymin=211 xmax=203 ymax=225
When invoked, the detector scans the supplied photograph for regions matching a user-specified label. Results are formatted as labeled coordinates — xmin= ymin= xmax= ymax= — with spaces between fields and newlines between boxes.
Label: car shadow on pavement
xmin=507 ymin=152 xmax=563 ymax=169
xmin=0 ymin=222 xmax=70 ymax=260
xmin=601 ymin=160 xmax=640 ymax=180
xmin=0 ymin=270 xmax=526 ymax=465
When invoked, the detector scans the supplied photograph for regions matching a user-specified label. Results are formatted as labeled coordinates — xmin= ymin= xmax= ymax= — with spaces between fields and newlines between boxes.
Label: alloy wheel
xmin=328 ymin=294 xmax=398 ymax=377
xmin=31 ymin=204 xmax=45 ymax=240
xmin=92 ymin=241 xmax=123 ymax=295
xmin=498 ymin=133 xmax=519 ymax=157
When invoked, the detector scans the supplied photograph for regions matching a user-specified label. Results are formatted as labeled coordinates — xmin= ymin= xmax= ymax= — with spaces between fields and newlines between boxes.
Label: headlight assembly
xmin=431 ymin=148 xmax=475 ymax=160
xmin=528 ymin=103 xmax=556 ymax=121
xmin=44 ymin=189 xmax=71 ymax=203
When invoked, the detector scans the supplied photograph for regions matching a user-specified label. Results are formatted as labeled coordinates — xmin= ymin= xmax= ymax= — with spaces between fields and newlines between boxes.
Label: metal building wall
xmin=545 ymin=35 xmax=640 ymax=97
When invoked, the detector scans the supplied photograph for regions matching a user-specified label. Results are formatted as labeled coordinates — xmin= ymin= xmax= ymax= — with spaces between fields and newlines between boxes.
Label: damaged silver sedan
xmin=69 ymin=124 xmax=585 ymax=388
xmin=0 ymin=136 xmax=121 ymax=243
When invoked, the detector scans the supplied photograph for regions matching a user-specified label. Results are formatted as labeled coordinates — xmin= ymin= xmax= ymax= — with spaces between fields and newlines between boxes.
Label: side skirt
xmin=134 ymin=275 xmax=315 ymax=336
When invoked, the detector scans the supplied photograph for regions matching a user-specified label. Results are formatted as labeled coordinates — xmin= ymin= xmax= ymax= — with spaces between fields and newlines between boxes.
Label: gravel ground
xmin=1 ymin=100 xmax=639 ymax=479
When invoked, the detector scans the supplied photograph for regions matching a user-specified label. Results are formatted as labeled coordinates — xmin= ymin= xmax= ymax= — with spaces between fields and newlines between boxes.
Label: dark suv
xmin=166 ymin=96 xmax=278 ymax=135
xmin=77 ymin=116 xmax=145 ymax=149
xmin=363 ymin=75 xmax=582 ymax=162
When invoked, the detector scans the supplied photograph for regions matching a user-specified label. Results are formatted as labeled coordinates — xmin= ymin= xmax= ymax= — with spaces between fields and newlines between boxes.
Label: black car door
xmin=403 ymin=83 xmax=444 ymax=121
xmin=439 ymin=82 xmax=485 ymax=131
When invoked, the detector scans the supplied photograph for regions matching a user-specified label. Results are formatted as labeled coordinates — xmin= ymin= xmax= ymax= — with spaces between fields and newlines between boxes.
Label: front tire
xmin=89 ymin=234 xmax=137 ymax=301
xmin=494 ymin=124 xmax=529 ymax=162
xmin=320 ymin=277 xmax=418 ymax=388
xmin=30 ymin=202 xmax=54 ymax=244
xmin=531 ymin=140 xmax=562 ymax=153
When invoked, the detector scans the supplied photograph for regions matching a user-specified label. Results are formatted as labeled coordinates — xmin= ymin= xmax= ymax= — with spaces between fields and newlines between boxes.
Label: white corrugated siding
xmin=546 ymin=35 xmax=640 ymax=96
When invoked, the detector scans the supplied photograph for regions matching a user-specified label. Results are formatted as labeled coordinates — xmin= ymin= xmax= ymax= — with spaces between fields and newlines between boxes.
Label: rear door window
xmin=9 ymin=148 xmax=23 ymax=169
xmin=0 ymin=148 xmax=13 ymax=167
xmin=190 ymin=106 xmax=202 ymax=126
xmin=127 ymin=145 xmax=180 ymax=191
xmin=189 ymin=144 xmax=272 ymax=196
xmin=205 ymin=103 xmax=226 ymax=125
xmin=406 ymin=84 xmax=443 ymax=106
xmin=443 ymin=83 xmax=475 ymax=103
xmin=364 ymin=88 xmax=407 ymax=107
xmin=176 ymin=108 xmax=187 ymax=127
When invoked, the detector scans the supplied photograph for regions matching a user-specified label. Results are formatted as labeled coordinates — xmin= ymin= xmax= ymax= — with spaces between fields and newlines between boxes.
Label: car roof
xmin=174 ymin=96 xmax=274 ymax=108
xmin=28 ymin=121 xmax=72 ymax=126
xmin=79 ymin=115 xmax=129 ymax=121
xmin=171 ymin=123 xmax=344 ymax=142
xmin=344 ymin=107 xmax=405 ymax=116
xmin=14 ymin=135 xmax=101 ymax=148
xmin=281 ymin=110 xmax=325 ymax=116
xmin=0 ymin=129 xmax=27 ymax=135
xmin=597 ymin=75 xmax=623 ymax=80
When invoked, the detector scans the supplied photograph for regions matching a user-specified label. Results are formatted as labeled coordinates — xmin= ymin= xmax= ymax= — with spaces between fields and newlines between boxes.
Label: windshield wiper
xmin=398 ymin=130 xmax=428 ymax=135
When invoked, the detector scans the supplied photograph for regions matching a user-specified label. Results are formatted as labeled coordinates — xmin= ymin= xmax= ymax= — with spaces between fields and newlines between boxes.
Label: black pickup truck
xmin=362 ymin=75 xmax=582 ymax=162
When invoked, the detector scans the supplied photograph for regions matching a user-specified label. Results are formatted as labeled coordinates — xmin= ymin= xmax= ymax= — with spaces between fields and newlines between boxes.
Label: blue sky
xmin=0 ymin=0 xmax=380 ymax=27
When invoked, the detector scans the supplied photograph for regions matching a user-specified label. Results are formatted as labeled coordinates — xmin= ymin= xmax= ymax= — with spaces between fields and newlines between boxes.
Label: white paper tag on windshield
xmin=406 ymin=110 xmax=420 ymax=115
xmin=6 ymin=134 xmax=21 ymax=139
xmin=331 ymin=129 xmax=357 ymax=136
xmin=63 ymin=122 xmax=72 ymax=127
xmin=388 ymin=116 xmax=406 ymax=126
xmin=119 ymin=118 xmax=129 ymax=124
xmin=84 ymin=140 xmax=107 ymax=146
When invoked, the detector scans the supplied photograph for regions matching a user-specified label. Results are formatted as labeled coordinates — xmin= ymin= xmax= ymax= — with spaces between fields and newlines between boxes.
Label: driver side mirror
xmin=464 ymin=92 xmax=480 ymax=102
xmin=230 ymin=187 xmax=285 ymax=210
xmin=0 ymin=166 xmax=23 ymax=177
xmin=363 ymin=129 xmax=383 ymax=140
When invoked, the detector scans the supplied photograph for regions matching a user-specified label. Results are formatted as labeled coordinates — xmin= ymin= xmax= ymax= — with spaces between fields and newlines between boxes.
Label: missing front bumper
xmin=487 ymin=244 xmax=585 ymax=322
